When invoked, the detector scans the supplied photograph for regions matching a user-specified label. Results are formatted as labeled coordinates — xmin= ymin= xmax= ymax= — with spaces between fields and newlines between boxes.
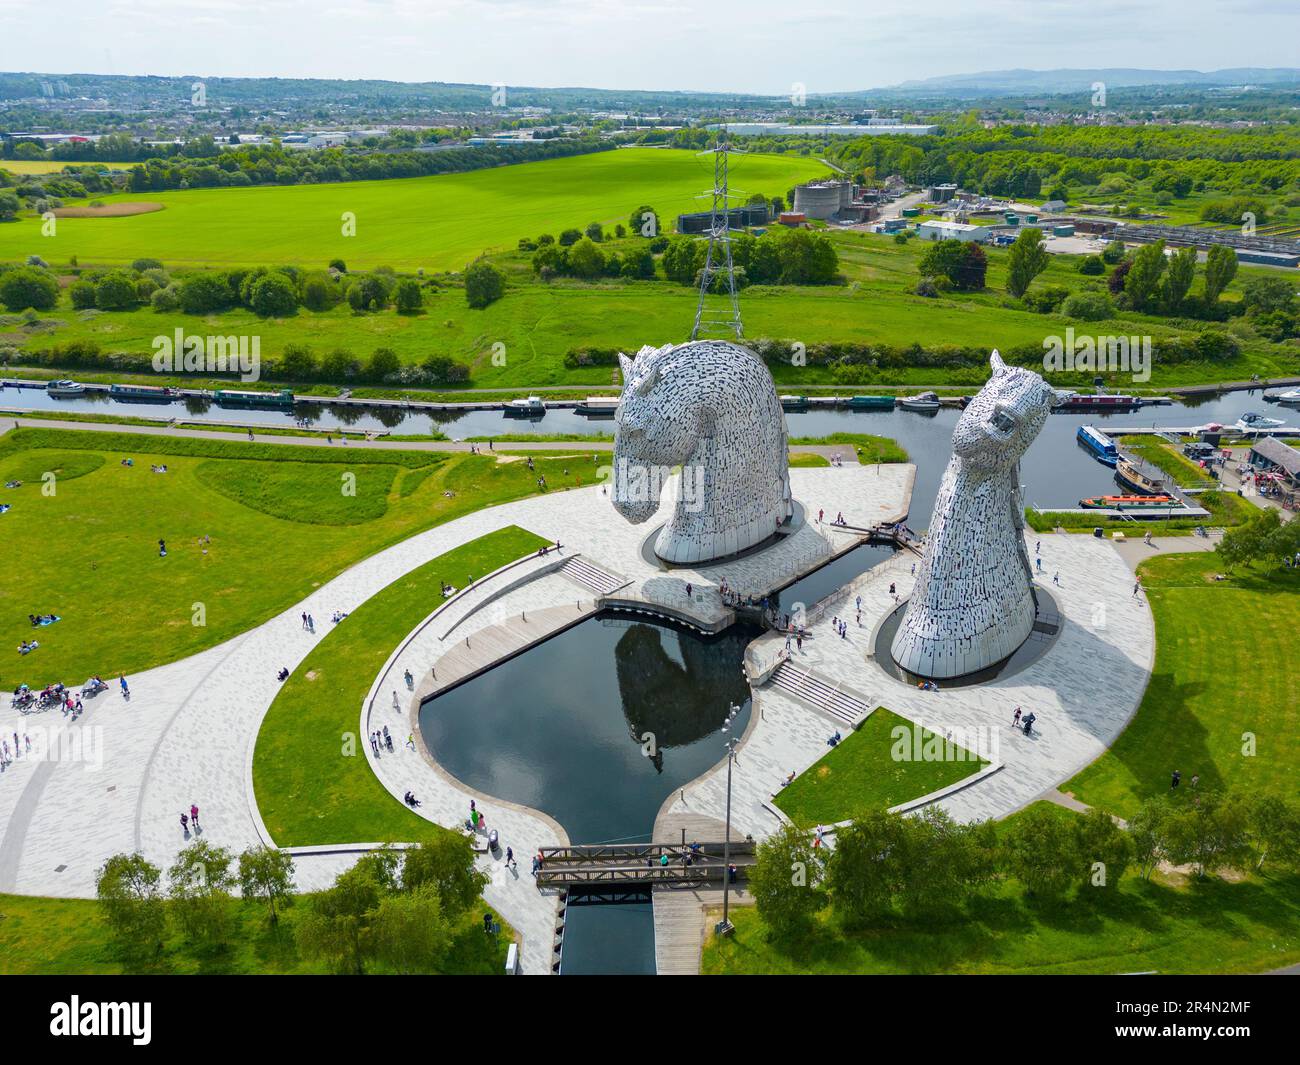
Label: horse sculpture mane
xmin=610 ymin=340 xmax=791 ymax=565
xmin=891 ymin=350 xmax=1067 ymax=679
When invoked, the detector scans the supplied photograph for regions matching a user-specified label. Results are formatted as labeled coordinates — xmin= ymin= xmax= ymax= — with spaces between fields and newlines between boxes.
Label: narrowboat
xmin=1076 ymin=425 xmax=1119 ymax=466
xmin=1114 ymin=458 xmax=1167 ymax=496
xmin=109 ymin=383 xmax=180 ymax=403
xmin=847 ymin=395 xmax=896 ymax=410
xmin=1080 ymin=494 xmax=1180 ymax=510
xmin=780 ymin=395 xmax=809 ymax=411
xmin=213 ymin=388 xmax=295 ymax=409
xmin=575 ymin=396 xmax=620 ymax=417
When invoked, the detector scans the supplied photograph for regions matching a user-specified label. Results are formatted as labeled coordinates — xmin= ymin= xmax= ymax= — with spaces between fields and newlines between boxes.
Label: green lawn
xmin=253 ymin=525 xmax=548 ymax=846
xmin=0 ymin=148 xmax=829 ymax=270
xmin=1065 ymin=552 xmax=1300 ymax=818
xmin=702 ymin=868 xmax=1300 ymax=975
xmin=775 ymin=707 xmax=988 ymax=827
xmin=0 ymin=889 xmax=510 ymax=975
xmin=0 ymin=426 xmax=599 ymax=687
xmin=1119 ymin=437 xmax=1217 ymax=488
xmin=1026 ymin=489 xmax=1255 ymax=536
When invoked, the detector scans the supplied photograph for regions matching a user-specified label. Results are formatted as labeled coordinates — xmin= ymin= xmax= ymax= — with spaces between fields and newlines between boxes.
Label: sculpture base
xmin=874 ymin=589 xmax=1062 ymax=688
xmin=639 ymin=502 xmax=806 ymax=569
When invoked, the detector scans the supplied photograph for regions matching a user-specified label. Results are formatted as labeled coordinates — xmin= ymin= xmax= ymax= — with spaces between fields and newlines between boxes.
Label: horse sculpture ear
xmin=990 ymin=349 xmax=1006 ymax=374
xmin=618 ymin=352 xmax=635 ymax=384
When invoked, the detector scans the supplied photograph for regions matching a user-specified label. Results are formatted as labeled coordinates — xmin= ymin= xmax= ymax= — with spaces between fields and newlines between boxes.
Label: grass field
xmin=1065 ymin=552 xmax=1300 ymax=818
xmin=701 ymin=865 xmax=1300 ymax=974
xmin=1 ymin=160 xmax=139 ymax=175
xmin=0 ymin=888 xmax=510 ymax=975
xmin=253 ymin=525 xmax=548 ymax=847
xmin=775 ymin=707 xmax=987 ymax=826
xmin=0 ymin=426 xmax=603 ymax=687
xmin=10 ymin=226 xmax=1296 ymax=390
xmin=0 ymin=148 xmax=830 ymax=270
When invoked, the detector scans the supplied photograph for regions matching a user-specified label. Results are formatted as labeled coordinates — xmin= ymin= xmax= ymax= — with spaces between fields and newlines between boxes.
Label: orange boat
xmin=1080 ymin=494 xmax=1179 ymax=509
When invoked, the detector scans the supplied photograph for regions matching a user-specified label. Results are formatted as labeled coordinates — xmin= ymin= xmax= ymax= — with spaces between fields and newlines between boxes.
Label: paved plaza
xmin=0 ymin=450 xmax=1156 ymax=972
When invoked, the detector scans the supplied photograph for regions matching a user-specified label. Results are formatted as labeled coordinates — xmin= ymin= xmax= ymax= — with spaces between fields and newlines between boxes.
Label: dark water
xmin=418 ymin=614 xmax=758 ymax=975
xmin=4 ymin=383 xmax=1286 ymax=525
xmin=773 ymin=542 xmax=897 ymax=613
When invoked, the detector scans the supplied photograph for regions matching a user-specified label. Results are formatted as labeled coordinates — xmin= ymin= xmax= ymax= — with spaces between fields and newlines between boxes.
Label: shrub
xmin=0 ymin=266 xmax=59 ymax=311
xmin=131 ymin=258 xmax=164 ymax=272
xmin=463 ymin=260 xmax=506 ymax=309
xmin=558 ymin=228 xmax=582 ymax=247
xmin=68 ymin=279 xmax=97 ymax=310
xmin=1078 ymin=255 xmax=1105 ymax=275
xmin=178 ymin=272 xmax=233 ymax=314
xmin=1060 ymin=290 xmax=1114 ymax=321
xmin=1100 ymin=240 xmax=1126 ymax=264
xmin=249 ymin=272 xmax=299 ymax=317
xmin=150 ymin=285 xmax=181 ymax=312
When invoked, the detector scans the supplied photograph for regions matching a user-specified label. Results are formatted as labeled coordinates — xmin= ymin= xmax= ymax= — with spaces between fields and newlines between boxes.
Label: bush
xmin=300 ymin=273 xmax=336 ymax=312
xmin=92 ymin=271 xmax=137 ymax=311
xmin=1078 ymin=255 xmax=1105 ymax=275
xmin=131 ymin=257 xmax=164 ymax=272
xmin=1100 ymin=240 xmax=1126 ymax=264
xmin=68 ymin=279 xmax=97 ymax=310
xmin=178 ymin=272 xmax=233 ymax=314
xmin=0 ymin=266 xmax=59 ymax=311
xmin=584 ymin=221 xmax=603 ymax=242
xmin=1022 ymin=285 xmax=1069 ymax=313
xmin=558 ymin=228 xmax=582 ymax=247
xmin=1060 ymin=291 xmax=1114 ymax=321
xmin=150 ymin=285 xmax=180 ymax=312
xmin=249 ymin=272 xmax=299 ymax=317
xmin=463 ymin=260 xmax=506 ymax=309
xmin=393 ymin=278 xmax=423 ymax=313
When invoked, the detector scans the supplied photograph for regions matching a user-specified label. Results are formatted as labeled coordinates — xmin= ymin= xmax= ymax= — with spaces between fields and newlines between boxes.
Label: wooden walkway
xmin=653 ymin=884 xmax=753 ymax=976
xmin=535 ymin=840 xmax=754 ymax=889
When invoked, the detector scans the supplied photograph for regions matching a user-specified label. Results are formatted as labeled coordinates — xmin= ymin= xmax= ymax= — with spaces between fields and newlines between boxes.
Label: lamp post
xmin=716 ymin=702 xmax=741 ymax=936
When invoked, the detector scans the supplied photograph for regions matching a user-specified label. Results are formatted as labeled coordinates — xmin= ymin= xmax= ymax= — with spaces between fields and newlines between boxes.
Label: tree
xmin=1243 ymin=794 xmax=1300 ymax=873
xmin=558 ymin=228 xmax=582 ymax=247
xmin=69 ymin=279 xmax=97 ymax=309
xmin=369 ymin=883 xmax=456 ymax=974
xmin=366 ymin=346 xmax=401 ymax=381
xmin=278 ymin=343 xmax=318 ymax=381
xmin=300 ymin=272 xmax=336 ymax=312
xmin=0 ymin=189 xmax=22 ymax=221
xmin=1161 ymin=245 xmax=1197 ymax=314
xmin=827 ymin=812 xmax=902 ymax=923
xmin=620 ymin=247 xmax=655 ymax=280
xmin=1128 ymin=798 xmax=1175 ymax=880
xmin=93 ymin=270 xmax=138 ymax=310
xmin=1005 ymin=228 xmax=1050 ymax=298
xmin=238 ymin=846 xmax=296 ymax=925
xmin=1123 ymin=240 xmax=1167 ymax=311
xmin=584 ymin=221 xmax=603 ymax=242
xmin=1202 ymin=244 xmax=1238 ymax=304
xmin=1101 ymin=240 xmax=1126 ymax=265
xmin=249 ymin=272 xmax=298 ymax=317
xmin=661 ymin=237 xmax=702 ymax=285
xmin=1078 ymin=254 xmax=1105 ymax=275
xmin=296 ymin=859 xmax=388 ymax=974
xmin=1163 ymin=791 xmax=1250 ymax=878
xmin=168 ymin=840 xmax=237 ymax=946
xmin=400 ymin=834 xmax=488 ymax=920
xmin=393 ymin=277 xmax=423 ymax=313
xmin=567 ymin=236 xmax=605 ymax=279
xmin=178 ymin=272 xmax=232 ymax=314
xmin=629 ymin=204 xmax=660 ymax=238
xmin=96 ymin=853 xmax=167 ymax=961
xmin=0 ymin=265 xmax=59 ymax=311
xmin=778 ymin=229 xmax=838 ymax=285
xmin=918 ymin=239 xmax=986 ymax=291
xmin=748 ymin=823 xmax=826 ymax=937
xmin=1073 ymin=808 xmax=1134 ymax=891
xmin=1216 ymin=508 xmax=1285 ymax=571
xmin=1242 ymin=276 xmax=1298 ymax=317
xmin=1005 ymin=805 xmax=1078 ymax=899
xmin=346 ymin=274 xmax=389 ymax=312
xmin=463 ymin=260 xmax=506 ymax=308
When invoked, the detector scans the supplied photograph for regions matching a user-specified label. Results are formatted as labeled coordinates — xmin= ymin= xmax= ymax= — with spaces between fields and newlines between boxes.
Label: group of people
xmin=300 ymin=612 xmax=317 ymax=633
xmin=370 ymin=726 xmax=393 ymax=755
xmin=149 ymin=464 xmax=169 ymax=474
xmin=27 ymin=613 xmax=59 ymax=627
xmin=178 ymin=803 xmax=201 ymax=835
xmin=1010 ymin=706 xmax=1037 ymax=736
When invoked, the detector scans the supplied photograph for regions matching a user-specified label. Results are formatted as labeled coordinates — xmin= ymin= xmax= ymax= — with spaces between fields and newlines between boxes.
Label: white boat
xmin=899 ymin=391 xmax=941 ymax=412
xmin=1235 ymin=411 xmax=1285 ymax=431
xmin=46 ymin=379 xmax=85 ymax=397
xmin=1269 ymin=388 xmax=1300 ymax=404
xmin=503 ymin=396 xmax=545 ymax=418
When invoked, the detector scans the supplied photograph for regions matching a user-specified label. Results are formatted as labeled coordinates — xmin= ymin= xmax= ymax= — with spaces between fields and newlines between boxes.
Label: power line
xmin=690 ymin=125 xmax=745 ymax=342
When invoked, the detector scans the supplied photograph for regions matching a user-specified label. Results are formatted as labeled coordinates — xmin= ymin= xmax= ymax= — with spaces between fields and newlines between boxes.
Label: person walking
xmin=119 ymin=674 xmax=130 ymax=699
xmin=180 ymin=812 xmax=189 ymax=834
xmin=1012 ymin=707 xmax=1022 ymax=730
xmin=1133 ymin=580 xmax=1141 ymax=598
xmin=190 ymin=803 xmax=200 ymax=828
xmin=1171 ymin=769 xmax=1181 ymax=789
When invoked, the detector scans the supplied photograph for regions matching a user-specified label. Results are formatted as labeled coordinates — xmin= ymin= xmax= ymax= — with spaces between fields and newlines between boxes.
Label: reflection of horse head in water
xmin=610 ymin=341 xmax=791 ymax=564
xmin=891 ymin=350 xmax=1068 ymax=679
xmin=612 ymin=619 xmax=752 ymax=773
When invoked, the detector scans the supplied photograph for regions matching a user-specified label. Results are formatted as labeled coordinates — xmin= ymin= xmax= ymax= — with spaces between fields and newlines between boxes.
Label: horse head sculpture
xmin=610 ymin=340 xmax=792 ymax=565
xmin=891 ymin=350 xmax=1070 ymax=679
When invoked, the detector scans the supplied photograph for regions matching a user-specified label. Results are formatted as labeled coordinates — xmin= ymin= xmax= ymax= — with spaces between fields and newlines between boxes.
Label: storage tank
xmin=1053 ymin=224 xmax=1075 ymax=237
xmin=792 ymin=181 xmax=846 ymax=220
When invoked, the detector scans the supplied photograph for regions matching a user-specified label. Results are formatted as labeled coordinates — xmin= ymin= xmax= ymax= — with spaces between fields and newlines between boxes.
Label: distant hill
xmin=884 ymin=67 xmax=1300 ymax=95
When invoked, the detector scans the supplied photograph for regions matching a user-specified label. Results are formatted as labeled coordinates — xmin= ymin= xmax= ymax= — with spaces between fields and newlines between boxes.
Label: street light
xmin=715 ymin=702 xmax=742 ymax=937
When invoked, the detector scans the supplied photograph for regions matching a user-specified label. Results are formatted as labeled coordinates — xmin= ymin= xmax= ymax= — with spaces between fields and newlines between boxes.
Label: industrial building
xmin=676 ymin=203 xmax=770 ymax=234
xmin=718 ymin=122 xmax=938 ymax=136
xmin=793 ymin=180 xmax=853 ymax=220
xmin=928 ymin=183 xmax=959 ymax=203
xmin=915 ymin=220 xmax=992 ymax=244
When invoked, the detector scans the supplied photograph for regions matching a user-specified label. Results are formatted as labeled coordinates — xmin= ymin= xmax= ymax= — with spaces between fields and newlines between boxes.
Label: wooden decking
xmin=653 ymin=883 xmax=753 ymax=976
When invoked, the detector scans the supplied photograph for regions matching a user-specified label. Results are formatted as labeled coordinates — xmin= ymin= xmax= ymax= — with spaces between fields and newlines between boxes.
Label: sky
xmin=1 ymin=0 xmax=1298 ymax=94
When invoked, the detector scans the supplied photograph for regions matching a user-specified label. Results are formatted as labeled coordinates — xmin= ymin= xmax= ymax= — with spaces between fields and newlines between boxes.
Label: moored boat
xmin=213 ymin=388 xmax=294 ymax=409
xmin=45 ymin=379 xmax=85 ymax=397
xmin=847 ymin=395 xmax=895 ymax=410
xmin=1235 ymin=411 xmax=1285 ymax=431
xmin=1080 ymin=494 xmax=1180 ymax=509
xmin=780 ymin=395 xmax=808 ymax=411
xmin=899 ymin=391 xmax=940 ymax=412
xmin=503 ymin=396 xmax=545 ymax=418
xmin=1076 ymin=425 xmax=1118 ymax=466
xmin=574 ymin=396 xmax=619 ymax=417
xmin=1115 ymin=458 xmax=1167 ymax=496
xmin=109 ymin=383 xmax=180 ymax=403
